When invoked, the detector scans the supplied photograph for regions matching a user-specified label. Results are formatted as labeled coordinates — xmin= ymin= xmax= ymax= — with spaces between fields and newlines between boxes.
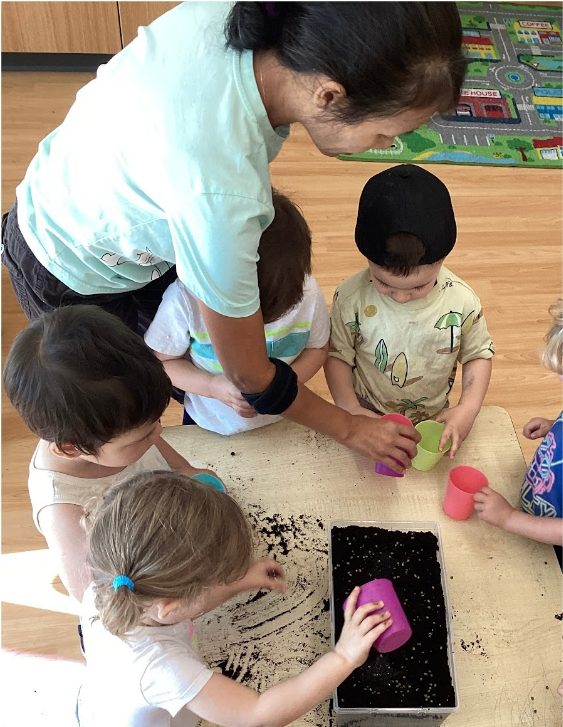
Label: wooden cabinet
xmin=119 ymin=2 xmax=181 ymax=47
xmin=1 ymin=1 xmax=181 ymax=54
xmin=1 ymin=2 xmax=122 ymax=54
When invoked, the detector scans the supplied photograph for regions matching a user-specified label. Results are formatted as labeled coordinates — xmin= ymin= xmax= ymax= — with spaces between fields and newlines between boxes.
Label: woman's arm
xmin=199 ymin=303 xmax=419 ymax=471
xmin=291 ymin=343 xmax=328 ymax=383
xmin=38 ymin=504 xmax=91 ymax=602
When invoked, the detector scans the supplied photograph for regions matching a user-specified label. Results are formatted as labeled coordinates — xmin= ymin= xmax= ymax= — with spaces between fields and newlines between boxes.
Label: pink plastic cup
xmin=443 ymin=465 xmax=488 ymax=520
xmin=343 ymin=578 xmax=412 ymax=653
xmin=375 ymin=413 xmax=414 ymax=478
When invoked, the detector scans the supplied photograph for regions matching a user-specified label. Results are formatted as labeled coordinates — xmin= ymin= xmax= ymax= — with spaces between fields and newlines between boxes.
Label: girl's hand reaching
xmin=334 ymin=586 xmax=392 ymax=669
xmin=473 ymin=486 xmax=515 ymax=529
xmin=435 ymin=405 xmax=476 ymax=459
xmin=523 ymin=417 xmax=554 ymax=440
xmin=238 ymin=559 xmax=286 ymax=594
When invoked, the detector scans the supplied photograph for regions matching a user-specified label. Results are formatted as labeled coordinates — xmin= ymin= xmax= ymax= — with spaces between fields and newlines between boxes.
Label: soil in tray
xmin=332 ymin=525 xmax=455 ymax=709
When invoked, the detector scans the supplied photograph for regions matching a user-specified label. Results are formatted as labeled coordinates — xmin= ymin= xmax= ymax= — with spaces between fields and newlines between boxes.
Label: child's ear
xmin=49 ymin=442 xmax=83 ymax=459
xmin=156 ymin=598 xmax=184 ymax=620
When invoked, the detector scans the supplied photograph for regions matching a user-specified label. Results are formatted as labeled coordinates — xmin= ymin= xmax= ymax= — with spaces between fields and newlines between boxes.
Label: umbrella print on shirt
xmin=435 ymin=311 xmax=463 ymax=354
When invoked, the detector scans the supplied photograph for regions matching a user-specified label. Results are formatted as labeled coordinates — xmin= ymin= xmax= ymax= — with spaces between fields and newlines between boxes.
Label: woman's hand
xmin=473 ymin=486 xmax=515 ymax=529
xmin=523 ymin=417 xmax=554 ymax=441
xmin=334 ymin=586 xmax=392 ymax=669
xmin=342 ymin=415 xmax=419 ymax=473
xmin=209 ymin=374 xmax=257 ymax=418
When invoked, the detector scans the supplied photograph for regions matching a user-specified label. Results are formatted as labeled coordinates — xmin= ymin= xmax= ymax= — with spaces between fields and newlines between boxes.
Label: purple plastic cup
xmin=375 ymin=414 xmax=414 ymax=478
xmin=343 ymin=578 xmax=412 ymax=653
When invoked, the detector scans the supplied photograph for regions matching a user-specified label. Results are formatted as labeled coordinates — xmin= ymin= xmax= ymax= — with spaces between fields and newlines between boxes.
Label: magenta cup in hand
xmin=343 ymin=578 xmax=412 ymax=653
xmin=375 ymin=413 xmax=414 ymax=478
xmin=443 ymin=465 xmax=488 ymax=520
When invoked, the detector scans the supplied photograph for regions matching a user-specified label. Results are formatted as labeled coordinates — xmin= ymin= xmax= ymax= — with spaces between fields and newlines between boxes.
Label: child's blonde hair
xmin=88 ymin=470 xmax=253 ymax=638
xmin=542 ymin=300 xmax=563 ymax=375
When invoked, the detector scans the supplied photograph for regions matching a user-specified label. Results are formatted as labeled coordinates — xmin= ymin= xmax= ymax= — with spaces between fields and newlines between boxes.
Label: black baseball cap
xmin=355 ymin=164 xmax=457 ymax=266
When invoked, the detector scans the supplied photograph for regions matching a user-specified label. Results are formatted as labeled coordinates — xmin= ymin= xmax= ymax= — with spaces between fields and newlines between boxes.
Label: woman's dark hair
xmin=258 ymin=190 xmax=312 ymax=324
xmin=3 ymin=305 xmax=171 ymax=454
xmin=226 ymin=2 xmax=466 ymax=122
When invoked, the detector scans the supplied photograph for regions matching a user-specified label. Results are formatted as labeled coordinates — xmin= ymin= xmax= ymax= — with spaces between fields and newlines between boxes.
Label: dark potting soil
xmin=332 ymin=525 xmax=455 ymax=710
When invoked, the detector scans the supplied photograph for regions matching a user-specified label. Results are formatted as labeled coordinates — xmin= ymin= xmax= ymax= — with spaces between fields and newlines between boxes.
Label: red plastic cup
xmin=443 ymin=465 xmax=488 ymax=520
xmin=375 ymin=413 xmax=414 ymax=478
xmin=343 ymin=578 xmax=412 ymax=653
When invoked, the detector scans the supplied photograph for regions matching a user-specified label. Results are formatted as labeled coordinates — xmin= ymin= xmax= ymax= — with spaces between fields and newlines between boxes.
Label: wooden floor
xmin=2 ymin=72 xmax=562 ymax=665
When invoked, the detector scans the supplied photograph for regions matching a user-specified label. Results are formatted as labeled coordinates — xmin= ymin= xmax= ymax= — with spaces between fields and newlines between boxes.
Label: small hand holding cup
xmin=473 ymin=486 xmax=515 ymax=529
xmin=334 ymin=586 xmax=392 ymax=669
xmin=435 ymin=405 xmax=477 ymax=459
xmin=411 ymin=420 xmax=451 ymax=472
xmin=443 ymin=465 xmax=488 ymax=520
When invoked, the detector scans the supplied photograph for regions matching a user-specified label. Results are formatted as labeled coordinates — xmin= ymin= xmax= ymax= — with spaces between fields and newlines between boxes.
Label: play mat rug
xmin=339 ymin=3 xmax=563 ymax=168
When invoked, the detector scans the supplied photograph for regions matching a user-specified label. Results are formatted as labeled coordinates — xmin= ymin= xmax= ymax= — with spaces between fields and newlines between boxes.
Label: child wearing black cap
xmin=325 ymin=164 xmax=494 ymax=459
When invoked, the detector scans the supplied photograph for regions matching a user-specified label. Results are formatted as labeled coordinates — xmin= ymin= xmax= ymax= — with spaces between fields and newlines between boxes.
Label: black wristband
xmin=241 ymin=358 xmax=298 ymax=415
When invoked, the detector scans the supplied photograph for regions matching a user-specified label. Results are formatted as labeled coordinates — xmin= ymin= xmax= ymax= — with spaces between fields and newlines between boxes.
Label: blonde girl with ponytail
xmin=79 ymin=470 xmax=392 ymax=727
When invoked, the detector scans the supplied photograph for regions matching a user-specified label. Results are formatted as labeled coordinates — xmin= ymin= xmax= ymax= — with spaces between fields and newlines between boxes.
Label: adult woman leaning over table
xmin=2 ymin=2 xmax=467 ymax=472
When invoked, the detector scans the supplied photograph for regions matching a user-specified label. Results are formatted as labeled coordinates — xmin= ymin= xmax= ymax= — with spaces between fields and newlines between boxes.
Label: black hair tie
xmin=242 ymin=358 xmax=298 ymax=415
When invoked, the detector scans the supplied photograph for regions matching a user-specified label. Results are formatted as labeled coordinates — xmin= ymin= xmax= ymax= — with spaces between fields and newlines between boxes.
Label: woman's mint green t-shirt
xmin=16 ymin=2 xmax=289 ymax=317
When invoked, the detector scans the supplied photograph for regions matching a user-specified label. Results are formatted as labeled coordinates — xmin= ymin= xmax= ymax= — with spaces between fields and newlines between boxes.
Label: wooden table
xmin=162 ymin=406 xmax=562 ymax=727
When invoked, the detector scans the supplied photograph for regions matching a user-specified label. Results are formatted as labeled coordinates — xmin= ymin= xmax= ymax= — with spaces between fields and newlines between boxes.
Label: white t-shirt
xmin=78 ymin=586 xmax=213 ymax=727
xmin=145 ymin=276 xmax=330 ymax=435
xmin=16 ymin=2 xmax=288 ymax=317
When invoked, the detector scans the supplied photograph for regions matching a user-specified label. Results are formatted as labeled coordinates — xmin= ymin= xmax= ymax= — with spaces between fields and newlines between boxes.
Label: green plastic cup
xmin=411 ymin=420 xmax=451 ymax=472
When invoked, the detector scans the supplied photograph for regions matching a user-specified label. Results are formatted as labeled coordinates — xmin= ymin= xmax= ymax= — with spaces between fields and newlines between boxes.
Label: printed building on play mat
xmin=532 ymin=87 xmax=563 ymax=122
xmin=532 ymin=137 xmax=563 ymax=161
xmin=451 ymin=89 xmax=518 ymax=122
xmin=462 ymin=32 xmax=500 ymax=60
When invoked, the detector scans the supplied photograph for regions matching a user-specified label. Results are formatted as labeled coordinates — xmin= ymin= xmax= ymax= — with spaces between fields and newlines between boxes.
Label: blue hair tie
xmin=113 ymin=575 xmax=134 ymax=591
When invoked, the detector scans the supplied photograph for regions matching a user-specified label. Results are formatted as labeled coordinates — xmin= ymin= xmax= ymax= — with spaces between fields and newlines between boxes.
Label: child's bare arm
xmin=154 ymin=352 xmax=256 ymax=418
xmin=188 ymin=588 xmax=391 ymax=727
xmin=38 ymin=504 xmax=91 ymax=602
xmin=324 ymin=357 xmax=378 ymax=418
xmin=436 ymin=357 xmax=492 ymax=457
xmin=153 ymin=351 xmax=215 ymax=398
xmin=291 ymin=343 xmax=329 ymax=383
xmin=474 ymin=487 xmax=563 ymax=545
xmin=154 ymin=437 xmax=220 ymax=480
